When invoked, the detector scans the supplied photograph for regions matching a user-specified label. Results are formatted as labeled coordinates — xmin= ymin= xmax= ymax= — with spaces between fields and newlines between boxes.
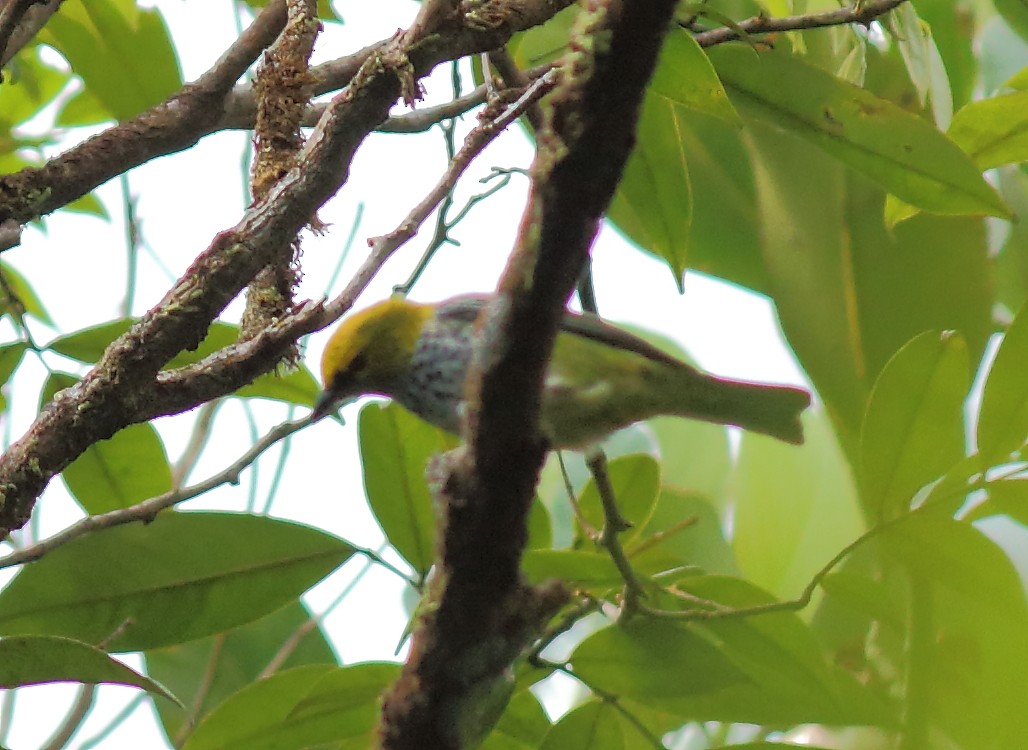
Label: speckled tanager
xmin=314 ymin=295 xmax=811 ymax=447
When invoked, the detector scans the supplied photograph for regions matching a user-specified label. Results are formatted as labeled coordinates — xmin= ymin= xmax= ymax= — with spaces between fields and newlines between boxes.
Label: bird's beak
xmin=311 ymin=389 xmax=340 ymax=420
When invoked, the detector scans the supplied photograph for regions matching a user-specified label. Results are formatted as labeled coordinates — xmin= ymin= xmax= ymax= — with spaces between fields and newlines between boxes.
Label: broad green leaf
xmin=359 ymin=401 xmax=456 ymax=575
xmin=0 ymin=342 xmax=27 ymax=412
xmin=965 ymin=479 xmax=1028 ymax=524
xmin=42 ymin=0 xmax=182 ymax=121
xmin=62 ymin=420 xmax=172 ymax=513
xmin=0 ymin=261 xmax=51 ymax=325
xmin=539 ymin=701 xmax=623 ymax=750
xmin=709 ymin=45 xmax=1009 ymax=218
xmin=608 ymin=94 xmax=693 ymax=286
xmin=641 ymin=575 xmax=891 ymax=726
xmin=715 ymin=739 xmax=834 ymax=743
xmin=0 ymin=512 xmax=353 ymax=652
xmin=481 ymin=689 xmax=550 ymax=750
xmin=860 ymin=331 xmax=969 ymax=518
xmin=879 ymin=515 xmax=1028 ymax=747
xmin=750 ymin=114 xmax=991 ymax=461
xmin=573 ymin=619 xmax=747 ymax=700
xmin=48 ymin=319 xmax=320 ymax=406
xmin=947 ymin=90 xmax=1028 ymax=169
xmin=1006 ymin=63 xmax=1028 ymax=89
xmin=509 ymin=5 xmax=576 ymax=67
xmin=978 ymin=300 xmax=1028 ymax=461
xmin=995 ymin=0 xmax=1028 ymax=44
xmin=182 ymin=663 xmax=396 ymax=750
xmin=735 ymin=412 xmax=863 ymax=600
xmin=521 ymin=549 xmax=622 ymax=590
xmin=650 ymin=29 xmax=740 ymax=125
xmin=648 ymin=415 xmax=731 ymax=504
xmin=910 ymin=5 xmax=975 ymax=109
xmin=576 ymin=454 xmax=660 ymax=543
xmin=0 ymin=635 xmax=180 ymax=704
xmin=627 ymin=488 xmax=735 ymax=576
xmin=147 ymin=602 xmax=338 ymax=744
xmin=890 ymin=1 xmax=952 ymax=128
xmin=0 ymin=49 xmax=70 ymax=128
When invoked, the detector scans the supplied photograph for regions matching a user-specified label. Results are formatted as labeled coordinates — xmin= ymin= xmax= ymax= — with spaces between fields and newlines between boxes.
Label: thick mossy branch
xmin=375 ymin=2 xmax=679 ymax=749
xmin=242 ymin=0 xmax=320 ymax=347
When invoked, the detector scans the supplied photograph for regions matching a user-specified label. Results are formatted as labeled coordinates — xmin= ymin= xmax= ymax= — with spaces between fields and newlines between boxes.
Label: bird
xmin=314 ymin=295 xmax=810 ymax=448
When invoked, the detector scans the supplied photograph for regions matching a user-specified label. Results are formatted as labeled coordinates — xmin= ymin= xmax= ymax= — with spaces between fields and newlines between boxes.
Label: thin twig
xmin=584 ymin=451 xmax=645 ymax=618
xmin=173 ymin=634 xmax=225 ymax=748
xmin=693 ymin=0 xmax=908 ymax=47
xmin=538 ymin=660 xmax=666 ymax=749
xmin=0 ymin=415 xmax=315 ymax=570
xmin=76 ymin=695 xmax=145 ymax=750
xmin=172 ymin=400 xmax=222 ymax=488
xmin=40 ymin=684 xmax=97 ymax=750
xmin=367 ymin=69 xmax=558 ymax=285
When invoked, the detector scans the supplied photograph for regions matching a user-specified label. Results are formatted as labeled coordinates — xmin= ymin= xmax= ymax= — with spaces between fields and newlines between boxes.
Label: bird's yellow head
xmin=315 ymin=297 xmax=433 ymax=418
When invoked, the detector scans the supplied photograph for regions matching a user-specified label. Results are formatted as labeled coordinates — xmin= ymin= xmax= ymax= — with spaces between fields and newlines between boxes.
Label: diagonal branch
xmin=376 ymin=1 xmax=680 ymax=748
xmin=693 ymin=0 xmax=908 ymax=47
xmin=0 ymin=0 xmax=574 ymax=536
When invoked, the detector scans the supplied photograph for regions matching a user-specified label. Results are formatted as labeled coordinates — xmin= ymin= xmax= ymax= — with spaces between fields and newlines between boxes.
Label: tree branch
xmin=693 ymin=0 xmax=908 ymax=47
xmin=0 ymin=0 xmax=63 ymax=75
xmin=376 ymin=1 xmax=679 ymax=747
xmin=0 ymin=0 xmax=574 ymax=535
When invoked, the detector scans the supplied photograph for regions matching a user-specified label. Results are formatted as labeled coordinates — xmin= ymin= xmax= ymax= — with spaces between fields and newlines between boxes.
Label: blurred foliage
xmin=0 ymin=1 xmax=1026 ymax=749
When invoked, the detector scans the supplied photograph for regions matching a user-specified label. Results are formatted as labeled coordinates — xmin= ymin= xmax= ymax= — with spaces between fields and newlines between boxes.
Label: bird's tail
xmin=672 ymin=372 xmax=811 ymax=445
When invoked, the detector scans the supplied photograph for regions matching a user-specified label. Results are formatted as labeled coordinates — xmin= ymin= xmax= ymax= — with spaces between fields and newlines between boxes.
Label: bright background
xmin=0 ymin=2 xmax=809 ymax=746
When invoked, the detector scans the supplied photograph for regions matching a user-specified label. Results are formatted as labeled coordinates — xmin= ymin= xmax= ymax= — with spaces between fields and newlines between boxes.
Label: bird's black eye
xmin=349 ymin=352 xmax=368 ymax=374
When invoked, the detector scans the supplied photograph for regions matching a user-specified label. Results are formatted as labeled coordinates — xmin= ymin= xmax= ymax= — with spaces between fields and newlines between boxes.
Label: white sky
xmin=0 ymin=2 xmax=810 ymax=747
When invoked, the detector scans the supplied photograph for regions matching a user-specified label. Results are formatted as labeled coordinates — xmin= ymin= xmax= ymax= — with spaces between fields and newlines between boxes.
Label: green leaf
xmin=146 ymin=602 xmax=338 ymax=743
xmin=0 ymin=342 xmax=27 ymax=412
xmin=947 ymin=90 xmax=1028 ymax=169
xmin=995 ymin=0 xmax=1028 ymax=44
xmin=359 ymin=401 xmax=456 ymax=575
xmin=576 ymin=454 xmax=660 ymax=543
xmin=968 ymin=479 xmax=1028 ymax=524
xmin=708 ymin=45 xmax=1009 ymax=217
xmin=182 ymin=663 xmax=397 ymax=750
xmin=0 ymin=634 xmax=180 ymax=704
xmin=608 ymin=94 xmax=693 ymax=286
xmin=889 ymin=2 xmax=952 ymax=127
xmin=650 ymin=28 xmax=740 ymax=125
xmin=648 ymin=415 xmax=731 ymax=504
xmin=745 ymin=122 xmax=992 ymax=459
xmin=42 ymin=0 xmax=182 ymax=121
xmin=642 ymin=575 xmax=891 ymax=726
xmin=735 ymin=412 xmax=863 ymax=599
xmin=521 ymin=549 xmax=622 ymax=590
xmin=573 ymin=619 xmax=748 ymax=700
xmin=879 ymin=515 xmax=1028 ymax=746
xmin=860 ymin=331 xmax=969 ymax=518
xmin=0 ymin=261 xmax=51 ymax=325
xmin=0 ymin=512 xmax=353 ymax=652
xmin=0 ymin=49 xmax=70 ymax=128
xmin=627 ymin=488 xmax=735 ymax=576
xmin=977 ymin=299 xmax=1028 ymax=462
xmin=481 ymin=689 xmax=551 ymax=750
xmin=539 ymin=700 xmax=624 ymax=750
